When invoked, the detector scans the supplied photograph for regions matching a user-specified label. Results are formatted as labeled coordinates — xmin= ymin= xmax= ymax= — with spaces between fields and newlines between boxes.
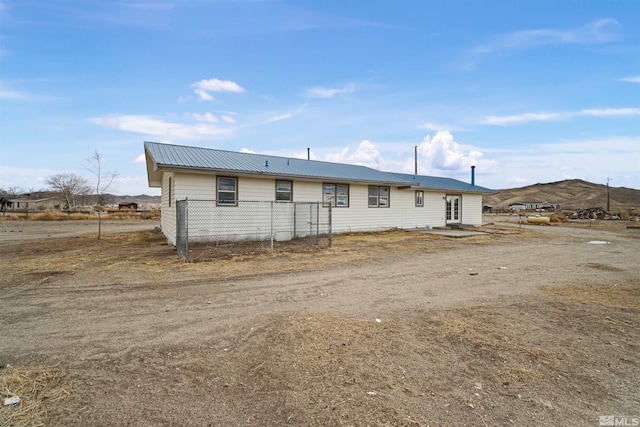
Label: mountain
xmin=483 ymin=179 xmax=640 ymax=211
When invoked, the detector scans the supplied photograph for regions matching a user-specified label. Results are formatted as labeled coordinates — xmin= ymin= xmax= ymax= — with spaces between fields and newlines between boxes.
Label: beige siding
xmin=161 ymin=172 xmax=176 ymax=245
xmin=462 ymin=194 xmax=483 ymax=226
xmin=424 ymin=192 xmax=447 ymax=228
xmin=328 ymin=186 xmax=450 ymax=233
xmin=158 ymin=170 xmax=484 ymax=244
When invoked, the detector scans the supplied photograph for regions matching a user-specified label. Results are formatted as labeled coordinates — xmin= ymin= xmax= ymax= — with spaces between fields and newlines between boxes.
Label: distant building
xmin=509 ymin=202 xmax=560 ymax=211
xmin=6 ymin=197 xmax=62 ymax=211
xmin=118 ymin=202 xmax=139 ymax=210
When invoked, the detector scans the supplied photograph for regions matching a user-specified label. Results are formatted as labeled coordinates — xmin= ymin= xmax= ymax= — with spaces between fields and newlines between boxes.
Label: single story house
xmin=144 ymin=141 xmax=494 ymax=246
xmin=118 ymin=202 xmax=139 ymax=210
xmin=509 ymin=202 xmax=560 ymax=211
xmin=5 ymin=197 xmax=62 ymax=211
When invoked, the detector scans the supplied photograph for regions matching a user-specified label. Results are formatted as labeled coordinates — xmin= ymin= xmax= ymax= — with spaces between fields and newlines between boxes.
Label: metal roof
xmin=144 ymin=141 xmax=494 ymax=193
xmin=392 ymin=172 xmax=494 ymax=193
xmin=145 ymin=141 xmax=413 ymax=185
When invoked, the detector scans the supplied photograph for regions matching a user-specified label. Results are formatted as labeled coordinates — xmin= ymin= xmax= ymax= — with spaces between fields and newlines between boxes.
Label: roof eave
xmin=151 ymin=163 xmax=413 ymax=186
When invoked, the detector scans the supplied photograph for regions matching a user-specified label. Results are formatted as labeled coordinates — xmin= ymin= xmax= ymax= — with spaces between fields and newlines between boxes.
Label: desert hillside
xmin=483 ymin=179 xmax=640 ymax=211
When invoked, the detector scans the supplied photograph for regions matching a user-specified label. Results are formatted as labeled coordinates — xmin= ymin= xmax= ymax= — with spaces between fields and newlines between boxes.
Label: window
xmin=275 ymin=180 xmax=292 ymax=202
xmin=168 ymin=177 xmax=172 ymax=207
xmin=217 ymin=176 xmax=237 ymax=206
xmin=368 ymin=186 xmax=390 ymax=208
xmin=323 ymin=183 xmax=349 ymax=207
xmin=415 ymin=190 xmax=424 ymax=207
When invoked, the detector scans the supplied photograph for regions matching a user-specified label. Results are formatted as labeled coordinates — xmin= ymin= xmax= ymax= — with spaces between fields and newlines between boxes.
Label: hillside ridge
xmin=484 ymin=179 xmax=640 ymax=211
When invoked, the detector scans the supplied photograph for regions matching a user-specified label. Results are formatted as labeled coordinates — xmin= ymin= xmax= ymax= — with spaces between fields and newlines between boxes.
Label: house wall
xmin=161 ymin=172 xmax=176 ymax=244
xmin=461 ymin=194 xmax=483 ymax=226
xmin=159 ymin=171 xmax=483 ymax=245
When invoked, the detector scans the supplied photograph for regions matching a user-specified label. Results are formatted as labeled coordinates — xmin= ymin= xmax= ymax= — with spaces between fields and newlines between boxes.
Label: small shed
xmin=118 ymin=202 xmax=138 ymax=211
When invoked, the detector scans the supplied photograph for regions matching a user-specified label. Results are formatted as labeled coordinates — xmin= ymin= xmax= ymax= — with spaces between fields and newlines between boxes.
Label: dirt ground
xmin=0 ymin=217 xmax=638 ymax=426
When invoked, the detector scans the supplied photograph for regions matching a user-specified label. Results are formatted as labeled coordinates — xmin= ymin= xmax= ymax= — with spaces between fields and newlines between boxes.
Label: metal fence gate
xmin=175 ymin=199 xmax=332 ymax=262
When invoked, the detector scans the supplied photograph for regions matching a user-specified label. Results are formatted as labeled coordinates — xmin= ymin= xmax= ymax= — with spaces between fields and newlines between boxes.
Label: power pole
xmin=606 ymin=177 xmax=610 ymax=212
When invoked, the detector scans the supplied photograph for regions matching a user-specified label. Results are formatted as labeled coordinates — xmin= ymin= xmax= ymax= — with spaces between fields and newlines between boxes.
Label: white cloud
xmin=476 ymin=18 xmax=621 ymax=54
xmin=264 ymin=113 xmax=293 ymax=123
xmin=191 ymin=78 xmax=245 ymax=101
xmin=90 ymin=114 xmax=233 ymax=140
xmin=620 ymin=76 xmax=640 ymax=83
xmin=417 ymin=130 xmax=493 ymax=173
xmin=239 ymin=148 xmax=256 ymax=154
xmin=192 ymin=112 xmax=219 ymax=123
xmin=506 ymin=176 xmax=530 ymax=184
xmin=303 ymin=83 xmax=355 ymax=99
xmin=482 ymin=108 xmax=640 ymax=126
xmin=0 ymin=88 xmax=32 ymax=100
xmin=581 ymin=108 xmax=640 ymax=117
xmin=325 ymin=140 xmax=381 ymax=169
xmin=420 ymin=122 xmax=449 ymax=131
xmin=134 ymin=153 xmax=146 ymax=163
xmin=481 ymin=112 xmax=565 ymax=125
xmin=481 ymin=135 xmax=639 ymax=190
xmin=221 ymin=115 xmax=236 ymax=124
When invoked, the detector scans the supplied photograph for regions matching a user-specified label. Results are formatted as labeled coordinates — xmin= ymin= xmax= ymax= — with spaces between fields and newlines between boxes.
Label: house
xmin=509 ymin=202 xmax=560 ymax=211
xmin=144 ymin=141 xmax=494 ymax=246
xmin=118 ymin=202 xmax=138 ymax=211
xmin=508 ymin=202 xmax=527 ymax=211
xmin=6 ymin=197 xmax=62 ymax=211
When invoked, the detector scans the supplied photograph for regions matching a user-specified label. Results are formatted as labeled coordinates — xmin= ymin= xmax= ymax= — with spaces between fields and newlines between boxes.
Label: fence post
xmin=293 ymin=202 xmax=297 ymax=238
xmin=328 ymin=204 xmax=332 ymax=248
xmin=270 ymin=201 xmax=274 ymax=250
xmin=308 ymin=204 xmax=312 ymax=247
xmin=316 ymin=202 xmax=320 ymax=246
xmin=184 ymin=198 xmax=189 ymax=262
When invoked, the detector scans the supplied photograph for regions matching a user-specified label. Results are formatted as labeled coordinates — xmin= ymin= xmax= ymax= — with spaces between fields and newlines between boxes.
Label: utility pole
xmin=606 ymin=177 xmax=610 ymax=212
xmin=414 ymin=146 xmax=418 ymax=175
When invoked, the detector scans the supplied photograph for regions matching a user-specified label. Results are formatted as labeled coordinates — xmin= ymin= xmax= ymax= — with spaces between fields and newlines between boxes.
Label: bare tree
xmin=6 ymin=186 xmax=22 ymax=198
xmin=85 ymin=151 xmax=118 ymax=240
xmin=45 ymin=172 xmax=90 ymax=209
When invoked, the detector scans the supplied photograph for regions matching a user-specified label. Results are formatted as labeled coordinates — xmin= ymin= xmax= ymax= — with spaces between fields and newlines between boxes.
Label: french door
xmin=446 ymin=195 xmax=461 ymax=224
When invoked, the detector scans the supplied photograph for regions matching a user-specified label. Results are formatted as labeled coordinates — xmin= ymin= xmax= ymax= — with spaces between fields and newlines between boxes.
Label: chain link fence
xmin=175 ymin=199 xmax=332 ymax=262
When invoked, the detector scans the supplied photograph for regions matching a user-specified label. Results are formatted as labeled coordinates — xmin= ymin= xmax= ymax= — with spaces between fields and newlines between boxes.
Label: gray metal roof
xmin=145 ymin=141 xmax=413 ymax=185
xmin=144 ymin=141 xmax=494 ymax=193
xmin=392 ymin=172 xmax=494 ymax=193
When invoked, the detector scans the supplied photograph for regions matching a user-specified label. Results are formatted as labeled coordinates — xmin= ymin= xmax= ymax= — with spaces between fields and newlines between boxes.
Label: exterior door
xmin=446 ymin=195 xmax=461 ymax=224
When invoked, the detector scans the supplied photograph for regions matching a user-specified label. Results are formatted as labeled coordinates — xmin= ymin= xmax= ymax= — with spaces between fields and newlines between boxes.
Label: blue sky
xmin=1 ymin=0 xmax=638 ymax=196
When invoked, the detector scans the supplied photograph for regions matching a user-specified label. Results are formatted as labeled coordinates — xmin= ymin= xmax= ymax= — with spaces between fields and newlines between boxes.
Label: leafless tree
xmin=5 ymin=186 xmax=23 ymax=198
xmin=45 ymin=172 xmax=90 ymax=209
xmin=85 ymin=151 xmax=118 ymax=240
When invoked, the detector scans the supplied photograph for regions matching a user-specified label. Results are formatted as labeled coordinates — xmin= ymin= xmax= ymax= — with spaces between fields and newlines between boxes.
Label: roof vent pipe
xmin=471 ymin=165 xmax=475 ymax=186
xmin=265 ymin=160 xmax=269 ymax=167
xmin=307 ymin=147 xmax=310 ymax=160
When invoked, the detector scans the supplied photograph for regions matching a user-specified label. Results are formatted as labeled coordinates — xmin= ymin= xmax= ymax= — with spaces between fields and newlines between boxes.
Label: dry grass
xmin=175 ymin=281 xmax=638 ymax=426
xmin=0 ymin=210 xmax=160 ymax=221
xmin=540 ymin=280 xmax=640 ymax=309
xmin=0 ymin=365 xmax=72 ymax=427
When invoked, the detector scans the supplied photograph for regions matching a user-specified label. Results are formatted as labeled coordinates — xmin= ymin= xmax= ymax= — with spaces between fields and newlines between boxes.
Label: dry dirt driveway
xmin=0 ymin=219 xmax=638 ymax=426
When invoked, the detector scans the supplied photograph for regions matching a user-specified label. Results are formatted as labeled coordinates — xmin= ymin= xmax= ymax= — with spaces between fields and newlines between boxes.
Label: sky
xmin=0 ymin=0 xmax=639 ymax=196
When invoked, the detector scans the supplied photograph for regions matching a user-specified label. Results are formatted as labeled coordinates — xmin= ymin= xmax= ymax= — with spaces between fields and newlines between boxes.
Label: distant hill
xmin=6 ymin=191 xmax=161 ymax=208
xmin=483 ymin=179 xmax=640 ymax=211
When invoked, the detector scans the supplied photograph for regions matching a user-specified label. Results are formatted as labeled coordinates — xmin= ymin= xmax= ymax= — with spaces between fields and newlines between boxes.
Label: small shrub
xmin=549 ymin=214 xmax=567 ymax=223
xmin=0 ymin=214 xmax=20 ymax=221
